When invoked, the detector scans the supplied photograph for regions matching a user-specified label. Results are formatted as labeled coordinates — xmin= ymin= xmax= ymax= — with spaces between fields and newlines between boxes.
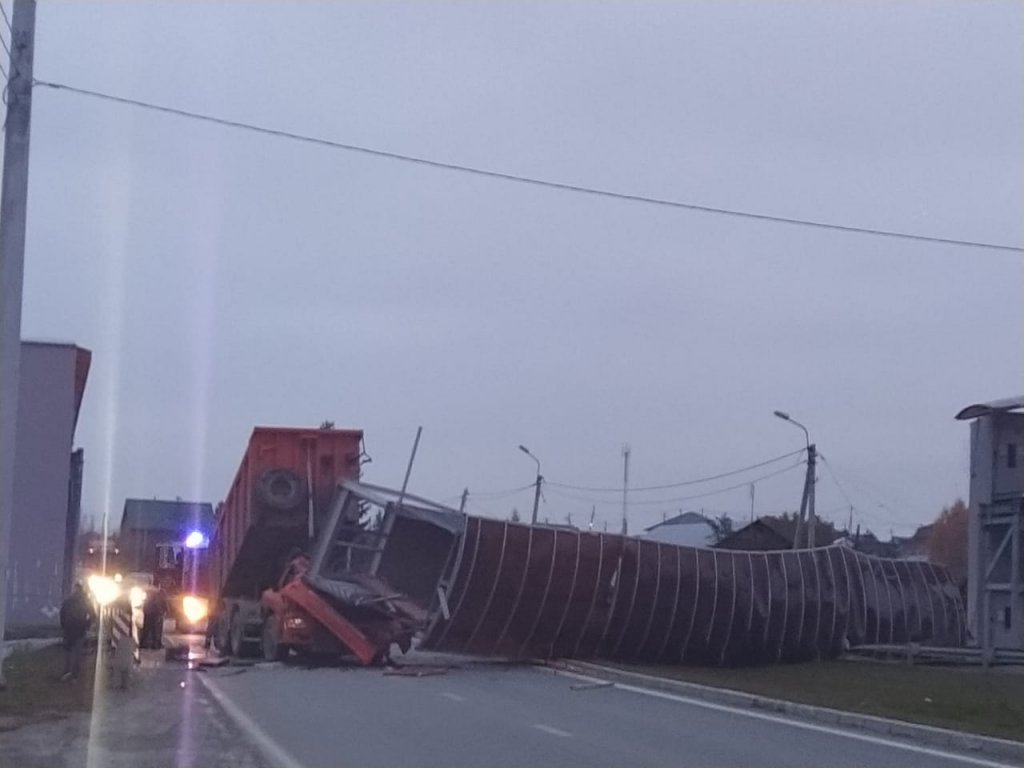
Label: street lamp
xmin=773 ymin=410 xmax=817 ymax=548
xmin=773 ymin=410 xmax=810 ymax=450
xmin=518 ymin=445 xmax=543 ymax=525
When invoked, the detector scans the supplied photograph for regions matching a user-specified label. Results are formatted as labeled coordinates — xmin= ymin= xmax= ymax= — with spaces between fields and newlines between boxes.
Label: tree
xmin=510 ymin=508 xmax=521 ymax=523
xmin=928 ymin=499 xmax=968 ymax=587
xmin=709 ymin=513 xmax=735 ymax=544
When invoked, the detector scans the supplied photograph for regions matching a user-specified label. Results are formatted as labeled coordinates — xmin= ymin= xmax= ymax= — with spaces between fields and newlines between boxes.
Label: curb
xmin=550 ymin=660 xmax=1024 ymax=765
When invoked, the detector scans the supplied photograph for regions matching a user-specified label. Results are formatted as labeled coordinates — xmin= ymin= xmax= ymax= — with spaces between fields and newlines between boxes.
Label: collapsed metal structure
xmin=317 ymin=482 xmax=965 ymax=666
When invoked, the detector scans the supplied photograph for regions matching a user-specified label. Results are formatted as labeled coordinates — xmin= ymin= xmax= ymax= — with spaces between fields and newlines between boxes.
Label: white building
xmin=956 ymin=396 xmax=1024 ymax=652
xmin=639 ymin=512 xmax=716 ymax=548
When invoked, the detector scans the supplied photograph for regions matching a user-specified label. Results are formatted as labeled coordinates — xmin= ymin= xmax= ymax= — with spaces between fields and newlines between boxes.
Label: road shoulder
xmin=550 ymin=660 xmax=1024 ymax=766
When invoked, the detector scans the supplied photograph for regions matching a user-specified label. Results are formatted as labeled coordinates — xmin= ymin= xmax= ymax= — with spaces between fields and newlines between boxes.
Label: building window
xmin=1009 ymin=443 xmax=1017 ymax=469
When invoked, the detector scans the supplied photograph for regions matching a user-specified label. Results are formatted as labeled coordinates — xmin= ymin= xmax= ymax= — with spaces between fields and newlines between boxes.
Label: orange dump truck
xmin=208 ymin=427 xmax=380 ymax=661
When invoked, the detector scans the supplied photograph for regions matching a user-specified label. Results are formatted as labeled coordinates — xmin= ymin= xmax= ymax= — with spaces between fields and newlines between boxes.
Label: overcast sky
xmin=20 ymin=2 xmax=1023 ymax=537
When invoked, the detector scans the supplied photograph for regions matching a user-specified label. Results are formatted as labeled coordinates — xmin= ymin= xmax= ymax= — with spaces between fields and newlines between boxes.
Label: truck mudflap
xmin=421 ymin=516 xmax=967 ymax=665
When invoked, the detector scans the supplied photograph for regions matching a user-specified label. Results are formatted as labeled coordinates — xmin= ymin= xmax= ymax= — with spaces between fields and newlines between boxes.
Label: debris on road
xmin=383 ymin=664 xmax=449 ymax=678
xmin=569 ymin=680 xmax=614 ymax=691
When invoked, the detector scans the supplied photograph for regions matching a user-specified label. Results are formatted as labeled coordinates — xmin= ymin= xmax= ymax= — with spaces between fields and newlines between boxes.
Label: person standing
xmin=59 ymin=583 xmax=94 ymax=681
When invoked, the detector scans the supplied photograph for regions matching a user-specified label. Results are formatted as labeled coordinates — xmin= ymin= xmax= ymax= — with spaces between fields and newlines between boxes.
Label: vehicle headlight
xmin=87 ymin=574 xmax=121 ymax=607
xmin=129 ymin=586 xmax=146 ymax=609
xmin=181 ymin=595 xmax=209 ymax=624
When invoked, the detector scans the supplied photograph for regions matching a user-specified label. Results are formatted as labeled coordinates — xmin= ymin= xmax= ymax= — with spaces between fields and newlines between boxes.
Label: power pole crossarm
xmin=0 ymin=0 xmax=37 ymax=690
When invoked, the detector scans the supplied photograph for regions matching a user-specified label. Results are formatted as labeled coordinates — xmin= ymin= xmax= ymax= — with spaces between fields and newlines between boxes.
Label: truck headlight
xmin=87 ymin=574 xmax=121 ymax=607
xmin=182 ymin=595 xmax=209 ymax=624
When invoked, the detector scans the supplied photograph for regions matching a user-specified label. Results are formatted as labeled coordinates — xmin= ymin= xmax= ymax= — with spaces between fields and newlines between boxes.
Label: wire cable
xmin=31 ymin=78 xmax=1024 ymax=254
xmin=0 ymin=3 xmax=9 ymax=34
xmin=546 ymin=459 xmax=805 ymax=507
xmin=547 ymin=447 xmax=805 ymax=493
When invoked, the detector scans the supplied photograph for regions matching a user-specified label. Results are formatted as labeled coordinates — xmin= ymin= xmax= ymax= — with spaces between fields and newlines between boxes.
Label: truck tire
xmin=214 ymin=609 xmax=234 ymax=655
xmin=229 ymin=609 xmax=255 ymax=658
xmin=256 ymin=469 xmax=306 ymax=511
xmin=261 ymin=614 xmax=289 ymax=662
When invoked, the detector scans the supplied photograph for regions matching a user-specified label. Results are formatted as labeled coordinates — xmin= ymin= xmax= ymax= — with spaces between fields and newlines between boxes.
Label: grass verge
xmin=0 ymin=644 xmax=96 ymax=729
xmin=608 ymin=659 xmax=1024 ymax=743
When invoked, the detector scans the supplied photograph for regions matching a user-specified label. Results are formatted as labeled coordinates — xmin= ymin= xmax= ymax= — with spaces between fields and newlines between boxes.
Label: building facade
xmin=5 ymin=341 xmax=91 ymax=632
xmin=118 ymin=498 xmax=215 ymax=575
xmin=957 ymin=396 xmax=1024 ymax=652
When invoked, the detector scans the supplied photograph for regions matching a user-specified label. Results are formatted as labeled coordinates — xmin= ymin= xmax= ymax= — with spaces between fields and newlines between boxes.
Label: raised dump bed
xmin=210 ymin=427 xmax=364 ymax=604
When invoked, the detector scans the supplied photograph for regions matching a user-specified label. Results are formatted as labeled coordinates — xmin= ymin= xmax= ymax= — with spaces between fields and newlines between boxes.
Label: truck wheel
xmin=229 ymin=610 xmax=246 ymax=657
xmin=257 ymin=469 xmax=306 ymax=510
xmin=261 ymin=614 xmax=288 ymax=662
xmin=213 ymin=612 xmax=230 ymax=654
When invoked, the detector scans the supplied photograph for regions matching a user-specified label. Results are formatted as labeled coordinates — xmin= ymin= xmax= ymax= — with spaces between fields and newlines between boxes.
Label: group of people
xmin=57 ymin=580 xmax=171 ymax=685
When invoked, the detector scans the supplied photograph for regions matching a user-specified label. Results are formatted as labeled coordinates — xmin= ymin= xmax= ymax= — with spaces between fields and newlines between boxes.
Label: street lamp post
xmin=773 ymin=410 xmax=817 ymax=548
xmin=518 ymin=445 xmax=542 ymax=525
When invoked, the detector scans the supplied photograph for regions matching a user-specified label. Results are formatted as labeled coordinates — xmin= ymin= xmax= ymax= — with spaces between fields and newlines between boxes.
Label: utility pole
xmin=749 ymin=482 xmax=755 ymax=523
xmin=793 ymin=445 xmax=815 ymax=549
xmin=806 ymin=444 xmax=817 ymax=548
xmin=459 ymin=488 xmax=468 ymax=513
xmin=588 ymin=505 xmax=595 ymax=531
xmin=621 ymin=444 xmax=630 ymax=536
xmin=0 ymin=0 xmax=37 ymax=690
xmin=519 ymin=445 xmax=542 ymax=525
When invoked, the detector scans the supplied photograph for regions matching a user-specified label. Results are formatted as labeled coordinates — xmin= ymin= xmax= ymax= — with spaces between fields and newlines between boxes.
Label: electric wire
xmin=548 ymin=447 xmax=806 ymax=493
xmin=31 ymin=78 xmax=1024 ymax=254
xmin=546 ymin=459 xmax=805 ymax=507
xmin=0 ymin=3 xmax=9 ymax=33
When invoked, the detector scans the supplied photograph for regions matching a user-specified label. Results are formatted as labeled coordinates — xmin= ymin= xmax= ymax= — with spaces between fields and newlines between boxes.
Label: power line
xmin=464 ymin=483 xmax=536 ymax=500
xmin=32 ymin=78 xmax=1024 ymax=254
xmin=0 ymin=3 xmax=9 ymax=33
xmin=548 ymin=447 xmax=805 ymax=493
xmin=818 ymin=453 xmax=910 ymax=529
xmin=546 ymin=459 xmax=805 ymax=507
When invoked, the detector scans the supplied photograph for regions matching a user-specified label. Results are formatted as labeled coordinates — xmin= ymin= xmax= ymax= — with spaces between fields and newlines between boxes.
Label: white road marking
xmin=553 ymin=669 xmax=1017 ymax=768
xmin=197 ymin=674 xmax=307 ymax=768
xmin=441 ymin=692 xmax=466 ymax=702
xmin=533 ymin=724 xmax=573 ymax=738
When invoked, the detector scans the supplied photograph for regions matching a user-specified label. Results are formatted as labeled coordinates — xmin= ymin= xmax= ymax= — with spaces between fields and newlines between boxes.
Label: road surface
xmin=198 ymin=654 xmax=1017 ymax=768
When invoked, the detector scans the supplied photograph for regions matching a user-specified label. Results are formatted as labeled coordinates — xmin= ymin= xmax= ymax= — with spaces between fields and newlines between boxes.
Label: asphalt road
xmin=197 ymin=654 xmax=1017 ymax=768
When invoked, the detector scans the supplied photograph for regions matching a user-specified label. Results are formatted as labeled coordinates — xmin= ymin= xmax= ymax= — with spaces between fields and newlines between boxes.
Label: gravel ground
xmin=2 ymin=643 xmax=270 ymax=768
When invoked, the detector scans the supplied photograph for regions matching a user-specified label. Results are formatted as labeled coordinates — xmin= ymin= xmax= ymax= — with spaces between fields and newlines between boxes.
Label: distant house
xmin=118 ymin=498 xmax=216 ymax=574
xmin=640 ymin=512 xmax=716 ymax=548
xmin=851 ymin=530 xmax=901 ymax=559
xmin=715 ymin=515 xmax=841 ymax=551
xmin=893 ymin=524 xmax=933 ymax=561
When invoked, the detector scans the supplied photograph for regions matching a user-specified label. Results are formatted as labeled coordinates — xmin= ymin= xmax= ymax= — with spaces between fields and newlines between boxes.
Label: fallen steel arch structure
xmin=421 ymin=516 xmax=966 ymax=665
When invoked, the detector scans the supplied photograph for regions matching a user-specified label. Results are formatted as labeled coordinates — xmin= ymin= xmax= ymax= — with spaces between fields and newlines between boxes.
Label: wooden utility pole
xmin=806 ymin=444 xmax=817 ymax=548
xmin=0 ymin=0 xmax=36 ymax=690
xmin=621 ymin=444 xmax=630 ymax=535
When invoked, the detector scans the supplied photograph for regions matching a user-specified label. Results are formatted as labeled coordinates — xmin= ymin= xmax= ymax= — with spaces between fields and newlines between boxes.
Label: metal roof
xmin=955 ymin=396 xmax=1024 ymax=421
xmin=119 ymin=498 xmax=216 ymax=534
xmin=644 ymin=511 xmax=709 ymax=531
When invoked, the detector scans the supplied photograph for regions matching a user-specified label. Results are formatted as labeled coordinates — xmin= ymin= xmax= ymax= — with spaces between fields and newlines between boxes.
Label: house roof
xmin=955 ymin=396 xmax=1024 ymax=421
xmin=716 ymin=515 xmax=840 ymax=550
xmin=120 ymin=498 xmax=215 ymax=535
xmin=644 ymin=511 xmax=710 ymax=532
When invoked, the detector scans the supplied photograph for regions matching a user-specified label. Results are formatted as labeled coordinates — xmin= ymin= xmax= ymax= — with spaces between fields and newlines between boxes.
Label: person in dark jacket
xmin=141 ymin=586 xmax=168 ymax=649
xmin=59 ymin=583 xmax=95 ymax=681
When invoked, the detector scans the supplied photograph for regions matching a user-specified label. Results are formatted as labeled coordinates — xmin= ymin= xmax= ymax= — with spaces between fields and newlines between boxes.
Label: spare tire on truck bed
xmin=257 ymin=468 xmax=306 ymax=510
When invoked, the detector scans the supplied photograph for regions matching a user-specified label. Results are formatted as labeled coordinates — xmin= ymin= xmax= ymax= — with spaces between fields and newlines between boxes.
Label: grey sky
xmin=20 ymin=2 xmax=1023 ymax=537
